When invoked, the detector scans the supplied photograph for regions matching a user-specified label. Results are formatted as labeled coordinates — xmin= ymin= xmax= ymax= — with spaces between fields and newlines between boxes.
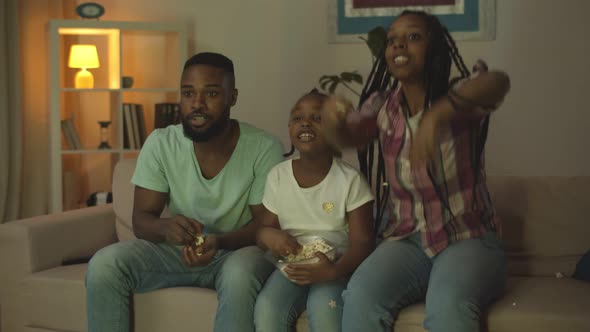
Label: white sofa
xmin=1 ymin=158 xmax=589 ymax=332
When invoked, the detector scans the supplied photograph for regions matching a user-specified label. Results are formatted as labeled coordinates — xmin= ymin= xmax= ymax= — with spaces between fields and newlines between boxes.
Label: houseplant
xmin=318 ymin=26 xmax=387 ymax=96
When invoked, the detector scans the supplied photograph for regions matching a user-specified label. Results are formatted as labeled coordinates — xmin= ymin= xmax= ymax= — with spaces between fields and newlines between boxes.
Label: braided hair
xmin=358 ymin=10 xmax=490 ymax=235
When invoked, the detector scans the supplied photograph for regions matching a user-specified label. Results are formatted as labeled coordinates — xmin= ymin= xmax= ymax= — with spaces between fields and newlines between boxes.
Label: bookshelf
xmin=48 ymin=20 xmax=187 ymax=213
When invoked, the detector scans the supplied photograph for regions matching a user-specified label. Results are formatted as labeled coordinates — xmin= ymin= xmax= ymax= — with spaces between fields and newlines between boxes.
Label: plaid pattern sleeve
xmin=380 ymin=88 xmax=500 ymax=257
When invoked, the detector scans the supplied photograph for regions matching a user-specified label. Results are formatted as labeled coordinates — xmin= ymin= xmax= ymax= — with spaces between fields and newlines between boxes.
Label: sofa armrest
xmin=0 ymin=204 xmax=117 ymax=297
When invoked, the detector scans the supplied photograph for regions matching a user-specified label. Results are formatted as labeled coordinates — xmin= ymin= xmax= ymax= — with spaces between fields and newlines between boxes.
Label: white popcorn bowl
xmin=274 ymin=235 xmax=337 ymax=281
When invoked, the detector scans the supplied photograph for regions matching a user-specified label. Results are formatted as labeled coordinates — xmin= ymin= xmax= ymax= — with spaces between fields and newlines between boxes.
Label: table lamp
xmin=68 ymin=44 xmax=100 ymax=88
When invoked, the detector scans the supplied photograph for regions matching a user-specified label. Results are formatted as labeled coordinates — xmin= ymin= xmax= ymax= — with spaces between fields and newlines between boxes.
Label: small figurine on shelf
xmin=122 ymin=76 xmax=134 ymax=88
xmin=75 ymin=3 xmax=105 ymax=20
xmin=97 ymin=121 xmax=111 ymax=149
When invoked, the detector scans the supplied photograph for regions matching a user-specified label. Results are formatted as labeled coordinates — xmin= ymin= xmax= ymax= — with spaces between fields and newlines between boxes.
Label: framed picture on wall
xmin=327 ymin=0 xmax=496 ymax=43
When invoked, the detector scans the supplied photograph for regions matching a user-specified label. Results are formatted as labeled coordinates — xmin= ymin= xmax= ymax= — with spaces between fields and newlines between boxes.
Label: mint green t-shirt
xmin=131 ymin=122 xmax=284 ymax=234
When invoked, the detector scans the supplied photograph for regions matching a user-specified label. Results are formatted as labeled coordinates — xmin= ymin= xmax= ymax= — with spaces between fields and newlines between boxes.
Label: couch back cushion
xmin=487 ymin=176 xmax=590 ymax=277
xmin=112 ymin=158 xmax=589 ymax=277
xmin=112 ymin=158 xmax=171 ymax=241
xmin=112 ymin=158 xmax=138 ymax=241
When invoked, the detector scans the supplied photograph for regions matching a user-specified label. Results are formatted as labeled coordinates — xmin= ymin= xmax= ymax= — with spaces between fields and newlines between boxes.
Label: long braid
xmin=415 ymin=11 xmax=459 ymax=229
xmin=357 ymin=48 xmax=393 ymax=235
xmin=283 ymin=145 xmax=295 ymax=157
xmin=443 ymin=27 xmax=490 ymax=210
xmin=443 ymin=29 xmax=470 ymax=77
xmin=357 ymin=48 xmax=391 ymax=181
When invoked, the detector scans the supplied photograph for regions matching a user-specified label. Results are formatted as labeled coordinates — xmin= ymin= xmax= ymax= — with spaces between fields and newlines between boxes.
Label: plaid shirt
xmin=371 ymin=88 xmax=500 ymax=257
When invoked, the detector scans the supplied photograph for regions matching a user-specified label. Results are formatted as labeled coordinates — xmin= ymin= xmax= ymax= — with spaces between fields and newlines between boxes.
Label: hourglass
xmin=97 ymin=121 xmax=112 ymax=149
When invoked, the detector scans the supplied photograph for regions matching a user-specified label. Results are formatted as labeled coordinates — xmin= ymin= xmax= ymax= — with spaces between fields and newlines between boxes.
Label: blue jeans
xmin=254 ymin=270 xmax=347 ymax=332
xmin=342 ymin=232 xmax=506 ymax=332
xmin=85 ymin=240 xmax=274 ymax=332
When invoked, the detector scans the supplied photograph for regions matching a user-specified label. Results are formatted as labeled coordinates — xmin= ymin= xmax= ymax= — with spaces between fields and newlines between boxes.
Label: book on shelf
xmin=154 ymin=103 xmax=181 ymax=129
xmin=135 ymin=105 xmax=148 ymax=145
xmin=61 ymin=118 xmax=82 ymax=150
xmin=123 ymin=103 xmax=136 ymax=149
xmin=130 ymin=105 xmax=141 ymax=148
xmin=122 ymin=103 xmax=148 ymax=149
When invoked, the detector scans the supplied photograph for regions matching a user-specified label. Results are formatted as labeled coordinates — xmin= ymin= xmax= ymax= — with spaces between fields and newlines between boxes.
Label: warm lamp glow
xmin=68 ymin=44 xmax=100 ymax=88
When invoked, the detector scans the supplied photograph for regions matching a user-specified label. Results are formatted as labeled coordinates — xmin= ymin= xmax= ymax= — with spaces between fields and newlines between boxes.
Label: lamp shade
xmin=68 ymin=44 xmax=100 ymax=69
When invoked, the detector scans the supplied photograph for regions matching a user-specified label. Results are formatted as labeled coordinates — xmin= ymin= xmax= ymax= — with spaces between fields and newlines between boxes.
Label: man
xmin=85 ymin=52 xmax=284 ymax=332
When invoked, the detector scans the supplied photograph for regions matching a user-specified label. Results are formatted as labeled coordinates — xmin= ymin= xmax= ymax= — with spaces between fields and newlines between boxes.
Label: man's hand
xmin=260 ymin=228 xmax=301 ymax=258
xmin=182 ymin=234 xmax=219 ymax=267
xmin=163 ymin=215 xmax=204 ymax=246
xmin=283 ymin=252 xmax=336 ymax=285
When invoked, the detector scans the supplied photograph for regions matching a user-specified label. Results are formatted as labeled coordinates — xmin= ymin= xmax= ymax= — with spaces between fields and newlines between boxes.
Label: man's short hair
xmin=183 ymin=52 xmax=234 ymax=77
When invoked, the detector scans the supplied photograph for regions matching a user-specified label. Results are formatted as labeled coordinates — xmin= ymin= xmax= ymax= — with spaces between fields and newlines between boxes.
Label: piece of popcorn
xmin=194 ymin=235 xmax=204 ymax=256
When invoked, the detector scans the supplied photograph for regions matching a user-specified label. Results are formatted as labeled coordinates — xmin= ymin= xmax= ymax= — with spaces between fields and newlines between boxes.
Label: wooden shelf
xmin=122 ymin=88 xmax=179 ymax=93
xmin=61 ymin=88 xmax=179 ymax=92
xmin=61 ymin=149 xmax=141 ymax=155
xmin=49 ymin=19 xmax=187 ymax=213
xmin=61 ymin=88 xmax=118 ymax=92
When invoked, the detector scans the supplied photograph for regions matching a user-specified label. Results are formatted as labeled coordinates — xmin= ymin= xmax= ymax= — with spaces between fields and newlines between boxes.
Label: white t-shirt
xmin=262 ymin=158 xmax=374 ymax=248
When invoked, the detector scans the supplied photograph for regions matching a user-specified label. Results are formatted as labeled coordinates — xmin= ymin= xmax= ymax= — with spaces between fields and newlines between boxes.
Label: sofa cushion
xmin=112 ymin=158 xmax=138 ymax=241
xmin=112 ymin=158 xmax=590 ymax=278
xmin=20 ymin=264 xmax=312 ymax=332
xmin=112 ymin=158 xmax=173 ymax=242
xmin=20 ymin=263 xmax=590 ymax=332
xmin=133 ymin=287 xmax=218 ymax=332
xmin=487 ymin=277 xmax=590 ymax=332
xmin=22 ymin=264 xmax=87 ymax=332
xmin=392 ymin=277 xmax=590 ymax=332
xmin=487 ymin=176 xmax=590 ymax=276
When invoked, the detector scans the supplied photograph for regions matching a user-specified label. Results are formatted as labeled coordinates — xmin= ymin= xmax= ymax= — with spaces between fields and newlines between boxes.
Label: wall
xmin=58 ymin=0 xmax=590 ymax=176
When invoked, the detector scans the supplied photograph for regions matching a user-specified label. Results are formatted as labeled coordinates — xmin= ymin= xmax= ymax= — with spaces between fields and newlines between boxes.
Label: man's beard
xmin=182 ymin=114 xmax=230 ymax=143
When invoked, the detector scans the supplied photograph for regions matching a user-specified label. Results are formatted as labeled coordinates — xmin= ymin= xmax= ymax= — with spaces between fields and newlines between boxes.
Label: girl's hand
xmin=262 ymin=228 xmax=301 ymax=258
xmin=322 ymin=96 xmax=355 ymax=148
xmin=322 ymin=96 xmax=379 ymax=149
xmin=283 ymin=252 xmax=336 ymax=285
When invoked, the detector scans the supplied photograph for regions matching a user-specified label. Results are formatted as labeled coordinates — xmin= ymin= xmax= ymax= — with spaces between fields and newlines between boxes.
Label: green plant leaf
xmin=340 ymin=71 xmax=363 ymax=85
xmin=319 ymin=75 xmax=339 ymax=91
xmin=327 ymin=80 xmax=339 ymax=94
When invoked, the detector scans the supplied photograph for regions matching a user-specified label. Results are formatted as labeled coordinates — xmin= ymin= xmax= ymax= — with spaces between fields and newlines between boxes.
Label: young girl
xmin=254 ymin=90 xmax=375 ymax=332
xmin=323 ymin=11 xmax=511 ymax=332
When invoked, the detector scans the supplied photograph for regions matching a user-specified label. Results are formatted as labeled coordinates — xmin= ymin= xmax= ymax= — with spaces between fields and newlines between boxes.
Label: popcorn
xmin=194 ymin=235 xmax=204 ymax=247
xmin=283 ymin=238 xmax=333 ymax=263
xmin=194 ymin=235 xmax=204 ymax=256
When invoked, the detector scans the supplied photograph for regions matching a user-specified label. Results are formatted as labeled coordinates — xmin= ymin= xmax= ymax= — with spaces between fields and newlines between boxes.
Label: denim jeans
xmin=342 ymin=232 xmax=506 ymax=332
xmin=85 ymin=239 xmax=274 ymax=332
xmin=254 ymin=269 xmax=347 ymax=332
